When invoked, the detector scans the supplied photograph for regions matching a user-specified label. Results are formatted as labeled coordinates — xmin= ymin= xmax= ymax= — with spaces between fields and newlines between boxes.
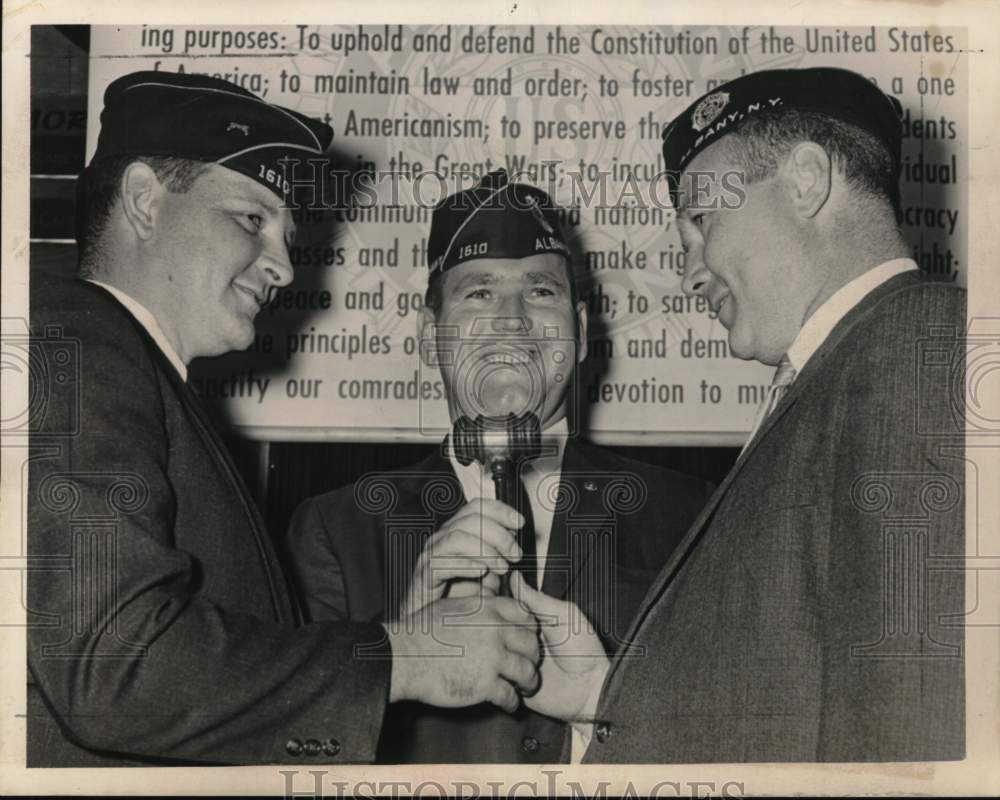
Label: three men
xmin=28 ymin=72 xmax=541 ymax=766
xmin=29 ymin=60 xmax=965 ymax=768
xmin=286 ymin=170 xmax=713 ymax=762
xmin=518 ymin=67 xmax=966 ymax=762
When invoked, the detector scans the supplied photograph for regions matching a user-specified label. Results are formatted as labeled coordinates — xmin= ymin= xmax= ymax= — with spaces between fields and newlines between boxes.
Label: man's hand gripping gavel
xmin=452 ymin=412 xmax=541 ymax=595
xmin=395 ymin=412 xmax=541 ymax=619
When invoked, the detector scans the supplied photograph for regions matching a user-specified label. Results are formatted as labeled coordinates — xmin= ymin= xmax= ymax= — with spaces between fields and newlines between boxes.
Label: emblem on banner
xmin=691 ymin=92 xmax=730 ymax=132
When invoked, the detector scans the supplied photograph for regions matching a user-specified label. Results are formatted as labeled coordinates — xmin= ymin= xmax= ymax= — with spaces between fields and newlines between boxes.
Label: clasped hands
xmin=385 ymin=499 xmax=609 ymax=723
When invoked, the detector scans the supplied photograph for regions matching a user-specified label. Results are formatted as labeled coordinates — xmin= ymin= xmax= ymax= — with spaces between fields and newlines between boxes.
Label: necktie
xmin=743 ymin=356 xmax=797 ymax=453
xmin=511 ymin=466 xmax=538 ymax=589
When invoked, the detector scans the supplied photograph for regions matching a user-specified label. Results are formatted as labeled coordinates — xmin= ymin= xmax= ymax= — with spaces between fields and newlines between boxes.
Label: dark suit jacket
xmin=585 ymin=272 xmax=966 ymax=762
xmin=27 ymin=273 xmax=390 ymax=766
xmin=286 ymin=439 xmax=714 ymax=762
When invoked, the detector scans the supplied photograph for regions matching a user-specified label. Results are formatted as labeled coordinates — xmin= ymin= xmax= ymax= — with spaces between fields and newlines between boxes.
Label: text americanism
xmin=342 ymin=110 xmax=485 ymax=141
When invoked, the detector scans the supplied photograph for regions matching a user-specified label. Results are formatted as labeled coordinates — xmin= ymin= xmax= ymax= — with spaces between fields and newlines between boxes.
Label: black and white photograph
xmin=2 ymin=0 xmax=997 ymax=795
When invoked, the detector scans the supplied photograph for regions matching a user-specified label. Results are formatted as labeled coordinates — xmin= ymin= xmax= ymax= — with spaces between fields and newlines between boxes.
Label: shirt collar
xmin=86 ymin=279 xmax=188 ymax=381
xmin=786 ymin=258 xmax=918 ymax=372
xmin=447 ymin=416 xmax=569 ymax=488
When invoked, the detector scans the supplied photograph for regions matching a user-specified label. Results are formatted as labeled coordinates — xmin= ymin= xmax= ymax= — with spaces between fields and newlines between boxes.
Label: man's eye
xmin=246 ymin=213 xmax=264 ymax=230
xmin=530 ymin=286 xmax=556 ymax=297
xmin=466 ymin=288 xmax=491 ymax=300
xmin=691 ymin=213 xmax=705 ymax=227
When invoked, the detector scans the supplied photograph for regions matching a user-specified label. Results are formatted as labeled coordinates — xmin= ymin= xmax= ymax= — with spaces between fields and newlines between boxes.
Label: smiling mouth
xmin=236 ymin=285 xmax=265 ymax=308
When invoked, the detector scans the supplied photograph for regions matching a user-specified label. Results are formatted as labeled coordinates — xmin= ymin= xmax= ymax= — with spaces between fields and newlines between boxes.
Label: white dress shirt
xmin=86 ymin=280 xmax=188 ymax=381
xmin=447 ymin=417 xmax=568 ymax=584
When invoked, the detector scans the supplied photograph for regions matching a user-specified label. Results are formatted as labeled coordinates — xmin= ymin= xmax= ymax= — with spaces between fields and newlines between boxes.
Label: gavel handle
xmin=490 ymin=460 xmax=519 ymax=597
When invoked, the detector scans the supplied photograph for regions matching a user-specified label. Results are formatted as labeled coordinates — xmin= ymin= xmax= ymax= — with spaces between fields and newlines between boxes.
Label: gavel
xmin=452 ymin=412 xmax=541 ymax=595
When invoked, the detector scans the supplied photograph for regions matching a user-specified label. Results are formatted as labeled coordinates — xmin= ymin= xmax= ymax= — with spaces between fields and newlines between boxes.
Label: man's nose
xmin=490 ymin=313 xmax=532 ymax=334
xmin=490 ymin=294 xmax=532 ymax=334
xmin=680 ymin=252 xmax=711 ymax=297
xmin=259 ymin=236 xmax=294 ymax=290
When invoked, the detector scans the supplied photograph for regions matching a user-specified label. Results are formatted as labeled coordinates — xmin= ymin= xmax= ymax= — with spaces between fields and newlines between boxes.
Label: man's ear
xmin=782 ymin=142 xmax=832 ymax=219
xmin=575 ymin=299 xmax=589 ymax=364
xmin=119 ymin=161 xmax=162 ymax=241
xmin=416 ymin=304 xmax=438 ymax=368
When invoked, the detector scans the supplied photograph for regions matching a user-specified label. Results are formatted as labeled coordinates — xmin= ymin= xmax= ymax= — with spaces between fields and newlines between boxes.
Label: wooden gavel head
xmin=452 ymin=412 xmax=541 ymax=471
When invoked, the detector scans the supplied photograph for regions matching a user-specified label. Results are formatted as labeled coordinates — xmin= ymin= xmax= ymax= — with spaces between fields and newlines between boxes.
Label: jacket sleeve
xmin=28 ymin=296 xmax=391 ymax=764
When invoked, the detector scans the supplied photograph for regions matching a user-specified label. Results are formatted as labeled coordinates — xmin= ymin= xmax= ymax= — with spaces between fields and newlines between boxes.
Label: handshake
xmin=382 ymin=499 xmax=609 ymax=723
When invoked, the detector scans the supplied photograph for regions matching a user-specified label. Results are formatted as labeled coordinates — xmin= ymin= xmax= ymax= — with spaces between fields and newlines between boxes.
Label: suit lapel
xmin=603 ymin=270 xmax=926 ymax=688
xmin=82 ymin=281 xmax=294 ymax=622
xmin=168 ymin=361 xmax=299 ymax=621
xmin=738 ymin=270 xmax=925 ymax=467
xmin=394 ymin=443 xmax=464 ymax=527
xmin=541 ymin=440 xmax=610 ymax=601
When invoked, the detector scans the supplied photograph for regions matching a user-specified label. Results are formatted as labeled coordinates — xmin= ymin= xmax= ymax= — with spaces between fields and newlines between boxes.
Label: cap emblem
xmin=227 ymin=121 xmax=250 ymax=136
xmin=691 ymin=92 xmax=729 ymax=132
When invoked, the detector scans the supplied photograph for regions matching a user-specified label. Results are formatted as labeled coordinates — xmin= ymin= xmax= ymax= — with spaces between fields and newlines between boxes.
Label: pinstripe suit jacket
xmin=584 ymin=272 xmax=966 ymax=762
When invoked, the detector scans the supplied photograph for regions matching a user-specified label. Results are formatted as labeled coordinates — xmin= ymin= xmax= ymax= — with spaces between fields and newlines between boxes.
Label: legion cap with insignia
xmin=87 ymin=70 xmax=333 ymax=201
xmin=660 ymin=67 xmax=904 ymax=207
xmin=427 ymin=170 xmax=570 ymax=280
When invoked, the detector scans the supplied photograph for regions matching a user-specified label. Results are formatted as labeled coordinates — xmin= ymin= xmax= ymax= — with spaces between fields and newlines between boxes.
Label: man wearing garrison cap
xmin=285 ymin=170 xmax=713 ymax=763
xmin=28 ymin=73 xmax=543 ymax=766
xmin=514 ymin=67 xmax=966 ymax=762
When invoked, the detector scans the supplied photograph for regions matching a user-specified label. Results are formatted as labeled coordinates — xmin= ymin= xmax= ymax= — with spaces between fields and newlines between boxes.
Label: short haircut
xmin=721 ymin=109 xmax=901 ymax=220
xmin=75 ymin=155 xmax=209 ymax=275
xmin=423 ymin=255 xmax=580 ymax=317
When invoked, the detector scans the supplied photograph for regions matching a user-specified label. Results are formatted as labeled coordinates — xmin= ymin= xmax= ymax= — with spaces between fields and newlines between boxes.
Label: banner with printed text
xmin=88 ymin=24 xmax=967 ymax=443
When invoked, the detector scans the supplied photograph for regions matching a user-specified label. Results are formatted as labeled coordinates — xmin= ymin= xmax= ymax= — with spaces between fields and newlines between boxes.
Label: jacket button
xmin=521 ymin=735 xmax=540 ymax=753
xmin=595 ymin=722 xmax=613 ymax=743
xmin=303 ymin=738 xmax=322 ymax=756
xmin=323 ymin=738 xmax=341 ymax=757
xmin=285 ymin=738 xmax=304 ymax=756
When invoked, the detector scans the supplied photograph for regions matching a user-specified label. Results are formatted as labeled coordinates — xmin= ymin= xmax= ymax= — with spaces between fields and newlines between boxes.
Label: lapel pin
xmin=584 ymin=481 xmax=598 ymax=492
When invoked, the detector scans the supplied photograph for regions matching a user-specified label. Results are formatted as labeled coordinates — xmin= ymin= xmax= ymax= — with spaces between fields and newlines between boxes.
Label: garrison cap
xmin=661 ymin=67 xmax=904 ymax=207
xmin=88 ymin=70 xmax=333 ymax=201
xmin=427 ymin=170 xmax=570 ymax=281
